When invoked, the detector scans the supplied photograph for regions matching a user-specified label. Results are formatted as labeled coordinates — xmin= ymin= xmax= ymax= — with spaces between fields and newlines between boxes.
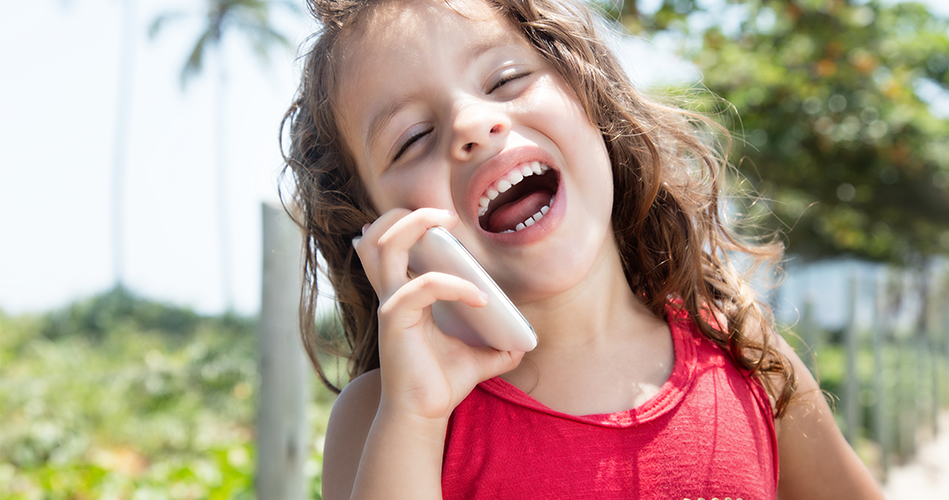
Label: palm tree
xmin=149 ymin=0 xmax=298 ymax=311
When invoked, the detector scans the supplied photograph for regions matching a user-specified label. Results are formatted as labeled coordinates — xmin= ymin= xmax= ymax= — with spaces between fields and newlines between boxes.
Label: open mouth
xmin=477 ymin=161 xmax=559 ymax=233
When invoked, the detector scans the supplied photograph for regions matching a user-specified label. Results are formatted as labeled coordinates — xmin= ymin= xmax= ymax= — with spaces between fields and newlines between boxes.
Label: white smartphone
xmin=407 ymin=227 xmax=536 ymax=352
xmin=353 ymin=227 xmax=537 ymax=352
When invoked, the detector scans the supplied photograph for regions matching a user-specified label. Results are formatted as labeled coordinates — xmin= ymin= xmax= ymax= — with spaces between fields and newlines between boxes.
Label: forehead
xmin=337 ymin=0 xmax=514 ymax=68
xmin=334 ymin=0 xmax=527 ymax=158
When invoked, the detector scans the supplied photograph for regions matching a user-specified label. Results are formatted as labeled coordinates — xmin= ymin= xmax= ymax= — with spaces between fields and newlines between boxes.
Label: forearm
xmin=351 ymin=402 xmax=449 ymax=500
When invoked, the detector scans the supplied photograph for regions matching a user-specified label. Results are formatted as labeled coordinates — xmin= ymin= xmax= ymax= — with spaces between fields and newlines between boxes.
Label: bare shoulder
xmin=328 ymin=368 xmax=382 ymax=425
xmin=322 ymin=369 xmax=381 ymax=500
xmin=772 ymin=334 xmax=885 ymax=499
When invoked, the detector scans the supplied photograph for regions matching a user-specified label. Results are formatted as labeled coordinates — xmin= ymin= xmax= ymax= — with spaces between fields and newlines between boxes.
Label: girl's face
xmin=336 ymin=0 xmax=617 ymax=303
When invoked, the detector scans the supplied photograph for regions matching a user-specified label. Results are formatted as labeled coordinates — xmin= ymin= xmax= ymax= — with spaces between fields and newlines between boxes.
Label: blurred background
xmin=1 ymin=0 xmax=947 ymax=498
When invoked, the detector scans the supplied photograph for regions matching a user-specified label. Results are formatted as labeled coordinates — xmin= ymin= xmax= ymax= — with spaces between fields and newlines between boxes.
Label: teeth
xmin=511 ymin=195 xmax=555 ymax=232
xmin=477 ymin=162 xmax=555 ymax=231
xmin=478 ymin=162 xmax=551 ymax=206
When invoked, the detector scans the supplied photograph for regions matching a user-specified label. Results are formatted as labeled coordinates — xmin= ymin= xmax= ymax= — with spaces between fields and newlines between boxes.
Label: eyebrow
xmin=365 ymin=94 xmax=417 ymax=154
xmin=362 ymin=41 xmax=518 ymax=153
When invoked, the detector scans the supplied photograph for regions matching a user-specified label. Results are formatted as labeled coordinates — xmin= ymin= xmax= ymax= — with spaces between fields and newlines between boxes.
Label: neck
xmin=502 ymin=238 xmax=675 ymax=415
xmin=517 ymin=238 xmax=656 ymax=350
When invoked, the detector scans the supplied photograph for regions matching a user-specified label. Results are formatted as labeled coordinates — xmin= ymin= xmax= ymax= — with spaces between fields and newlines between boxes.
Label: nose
xmin=451 ymin=102 xmax=510 ymax=161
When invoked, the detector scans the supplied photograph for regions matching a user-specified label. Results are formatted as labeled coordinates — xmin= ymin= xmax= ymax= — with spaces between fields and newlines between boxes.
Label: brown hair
xmin=281 ymin=0 xmax=796 ymax=415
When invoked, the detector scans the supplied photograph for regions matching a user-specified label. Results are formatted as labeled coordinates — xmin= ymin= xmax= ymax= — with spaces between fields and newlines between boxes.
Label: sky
xmin=0 ymin=0 xmax=699 ymax=317
xmin=1 ymin=0 xmax=315 ymax=315
xmin=1 ymin=0 xmax=945 ymax=326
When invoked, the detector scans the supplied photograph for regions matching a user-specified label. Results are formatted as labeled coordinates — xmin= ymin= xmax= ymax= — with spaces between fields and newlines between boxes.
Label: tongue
xmin=487 ymin=190 xmax=553 ymax=233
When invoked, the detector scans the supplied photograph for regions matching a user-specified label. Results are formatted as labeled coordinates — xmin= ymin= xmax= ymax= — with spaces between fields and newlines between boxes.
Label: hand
xmin=353 ymin=208 xmax=525 ymax=422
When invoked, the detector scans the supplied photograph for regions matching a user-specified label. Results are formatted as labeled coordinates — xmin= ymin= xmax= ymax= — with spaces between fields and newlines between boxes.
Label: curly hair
xmin=280 ymin=0 xmax=796 ymax=416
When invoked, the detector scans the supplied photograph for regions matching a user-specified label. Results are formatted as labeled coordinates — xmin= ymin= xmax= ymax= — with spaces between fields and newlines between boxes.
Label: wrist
xmin=376 ymin=394 xmax=453 ymax=434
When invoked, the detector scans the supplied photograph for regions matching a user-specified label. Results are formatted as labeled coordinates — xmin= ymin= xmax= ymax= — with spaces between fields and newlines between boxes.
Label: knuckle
xmin=415 ymin=273 xmax=438 ymax=289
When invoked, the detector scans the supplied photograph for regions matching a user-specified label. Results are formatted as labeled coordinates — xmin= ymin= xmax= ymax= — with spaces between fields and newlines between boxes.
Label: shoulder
xmin=322 ymin=369 xmax=381 ymax=500
xmin=770 ymin=335 xmax=885 ymax=499
xmin=330 ymin=368 xmax=382 ymax=422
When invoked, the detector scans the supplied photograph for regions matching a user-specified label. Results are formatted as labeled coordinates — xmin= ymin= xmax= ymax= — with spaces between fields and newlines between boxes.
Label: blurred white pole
xmin=110 ymin=0 xmax=137 ymax=287
xmin=214 ymin=47 xmax=234 ymax=311
xmin=257 ymin=202 xmax=308 ymax=500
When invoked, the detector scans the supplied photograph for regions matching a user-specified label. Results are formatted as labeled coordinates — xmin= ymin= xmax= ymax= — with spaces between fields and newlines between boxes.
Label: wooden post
xmin=257 ymin=202 xmax=309 ymax=500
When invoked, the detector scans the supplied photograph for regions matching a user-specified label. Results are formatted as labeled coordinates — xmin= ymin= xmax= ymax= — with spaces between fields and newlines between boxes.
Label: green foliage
xmin=0 ymin=293 xmax=330 ymax=499
xmin=620 ymin=0 xmax=949 ymax=263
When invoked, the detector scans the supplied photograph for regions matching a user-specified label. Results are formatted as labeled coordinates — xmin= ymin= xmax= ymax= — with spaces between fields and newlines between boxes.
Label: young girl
xmin=282 ymin=0 xmax=885 ymax=498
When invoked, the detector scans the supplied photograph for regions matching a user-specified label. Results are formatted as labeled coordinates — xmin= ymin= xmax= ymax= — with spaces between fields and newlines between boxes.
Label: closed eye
xmin=489 ymin=71 xmax=532 ymax=94
xmin=392 ymin=128 xmax=432 ymax=162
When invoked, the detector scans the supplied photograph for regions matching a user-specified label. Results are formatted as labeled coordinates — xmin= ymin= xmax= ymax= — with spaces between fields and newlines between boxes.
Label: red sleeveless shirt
xmin=441 ymin=308 xmax=778 ymax=500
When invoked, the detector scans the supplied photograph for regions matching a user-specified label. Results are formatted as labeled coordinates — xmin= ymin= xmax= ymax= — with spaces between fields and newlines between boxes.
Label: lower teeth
xmin=504 ymin=195 xmax=555 ymax=233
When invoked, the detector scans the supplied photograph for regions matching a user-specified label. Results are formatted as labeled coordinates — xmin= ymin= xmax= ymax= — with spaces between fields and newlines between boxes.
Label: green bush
xmin=37 ymin=287 xmax=204 ymax=341
xmin=0 ymin=290 xmax=330 ymax=499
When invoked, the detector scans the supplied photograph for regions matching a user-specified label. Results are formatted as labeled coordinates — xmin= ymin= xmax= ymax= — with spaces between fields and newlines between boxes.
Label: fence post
xmin=872 ymin=272 xmax=888 ymax=479
xmin=844 ymin=274 xmax=860 ymax=445
xmin=930 ymin=287 xmax=949 ymax=436
xmin=925 ymin=270 xmax=941 ymax=435
xmin=257 ymin=202 xmax=309 ymax=500
xmin=800 ymin=296 xmax=818 ymax=376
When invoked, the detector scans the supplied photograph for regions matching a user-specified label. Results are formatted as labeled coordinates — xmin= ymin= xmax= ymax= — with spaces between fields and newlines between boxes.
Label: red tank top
xmin=441 ymin=308 xmax=778 ymax=500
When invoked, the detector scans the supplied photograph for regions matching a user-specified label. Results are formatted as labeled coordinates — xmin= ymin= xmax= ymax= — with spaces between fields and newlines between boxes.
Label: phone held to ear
xmin=354 ymin=227 xmax=537 ymax=352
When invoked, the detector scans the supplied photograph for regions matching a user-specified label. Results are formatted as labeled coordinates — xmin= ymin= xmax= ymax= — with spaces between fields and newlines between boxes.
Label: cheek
xmin=375 ymin=163 xmax=455 ymax=212
xmin=526 ymin=75 xmax=588 ymax=121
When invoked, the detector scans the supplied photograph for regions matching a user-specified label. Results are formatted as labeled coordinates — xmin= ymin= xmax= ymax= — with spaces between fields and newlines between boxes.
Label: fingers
xmin=349 ymin=207 xmax=526 ymax=416
xmin=473 ymin=347 xmax=526 ymax=382
xmin=377 ymin=272 xmax=487 ymax=334
xmin=353 ymin=208 xmax=459 ymax=300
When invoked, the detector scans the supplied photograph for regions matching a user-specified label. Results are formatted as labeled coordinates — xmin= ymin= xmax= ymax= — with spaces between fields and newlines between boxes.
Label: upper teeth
xmin=478 ymin=161 xmax=551 ymax=217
